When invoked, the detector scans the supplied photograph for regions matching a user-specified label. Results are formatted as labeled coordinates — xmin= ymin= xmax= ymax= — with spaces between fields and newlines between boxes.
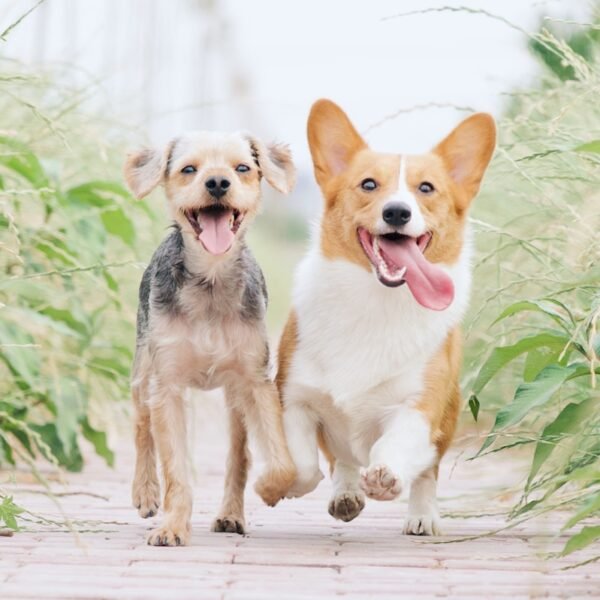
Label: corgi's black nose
xmin=382 ymin=202 xmax=411 ymax=227
xmin=205 ymin=177 xmax=230 ymax=199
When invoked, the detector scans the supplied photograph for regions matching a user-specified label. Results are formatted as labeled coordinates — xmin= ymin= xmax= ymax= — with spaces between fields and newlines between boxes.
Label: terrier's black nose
xmin=382 ymin=202 xmax=412 ymax=227
xmin=205 ymin=177 xmax=231 ymax=199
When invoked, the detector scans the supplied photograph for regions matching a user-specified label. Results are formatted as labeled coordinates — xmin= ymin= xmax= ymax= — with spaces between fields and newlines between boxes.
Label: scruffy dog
xmin=124 ymin=131 xmax=297 ymax=546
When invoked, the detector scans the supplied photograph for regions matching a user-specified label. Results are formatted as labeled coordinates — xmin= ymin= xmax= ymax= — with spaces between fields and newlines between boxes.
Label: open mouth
xmin=184 ymin=204 xmax=245 ymax=256
xmin=357 ymin=228 xmax=455 ymax=311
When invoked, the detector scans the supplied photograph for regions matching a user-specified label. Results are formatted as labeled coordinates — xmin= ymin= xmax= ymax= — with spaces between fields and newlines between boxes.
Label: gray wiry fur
xmin=136 ymin=225 xmax=267 ymax=347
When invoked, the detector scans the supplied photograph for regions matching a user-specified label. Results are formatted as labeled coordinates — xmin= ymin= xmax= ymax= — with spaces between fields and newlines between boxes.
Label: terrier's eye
xmin=361 ymin=178 xmax=377 ymax=191
xmin=418 ymin=181 xmax=435 ymax=194
xmin=181 ymin=165 xmax=197 ymax=174
xmin=236 ymin=164 xmax=250 ymax=173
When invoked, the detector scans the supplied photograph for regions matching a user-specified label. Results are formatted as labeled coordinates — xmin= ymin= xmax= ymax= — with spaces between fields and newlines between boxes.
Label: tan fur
xmin=417 ymin=326 xmax=463 ymax=460
xmin=126 ymin=131 xmax=297 ymax=546
xmin=275 ymin=310 xmax=298 ymax=396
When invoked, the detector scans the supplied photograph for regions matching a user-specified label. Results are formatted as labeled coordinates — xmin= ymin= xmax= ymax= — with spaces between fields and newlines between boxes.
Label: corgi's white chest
xmin=291 ymin=248 xmax=471 ymax=406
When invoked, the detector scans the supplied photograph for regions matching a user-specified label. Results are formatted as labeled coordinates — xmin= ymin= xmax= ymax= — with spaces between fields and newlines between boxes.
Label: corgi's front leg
xmin=361 ymin=407 xmax=437 ymax=503
xmin=282 ymin=387 xmax=324 ymax=497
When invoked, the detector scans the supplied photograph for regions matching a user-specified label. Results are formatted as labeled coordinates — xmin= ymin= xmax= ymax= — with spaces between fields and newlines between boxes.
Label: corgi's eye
xmin=181 ymin=165 xmax=197 ymax=174
xmin=418 ymin=181 xmax=435 ymax=194
xmin=361 ymin=178 xmax=377 ymax=191
xmin=236 ymin=164 xmax=250 ymax=173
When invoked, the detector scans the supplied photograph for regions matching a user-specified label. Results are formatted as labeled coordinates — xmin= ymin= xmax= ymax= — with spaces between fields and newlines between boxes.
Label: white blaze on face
xmin=377 ymin=155 xmax=426 ymax=237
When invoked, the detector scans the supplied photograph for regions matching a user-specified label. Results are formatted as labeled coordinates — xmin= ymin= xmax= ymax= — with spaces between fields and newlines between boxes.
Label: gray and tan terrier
xmin=124 ymin=131 xmax=297 ymax=546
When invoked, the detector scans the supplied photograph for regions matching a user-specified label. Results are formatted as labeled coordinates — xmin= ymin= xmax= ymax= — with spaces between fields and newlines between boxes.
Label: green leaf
xmin=31 ymin=423 xmax=83 ymax=472
xmin=564 ymin=492 xmax=600 ymax=531
xmin=82 ymin=418 xmax=114 ymax=467
xmin=40 ymin=307 xmax=89 ymax=338
xmin=478 ymin=364 xmax=577 ymax=454
xmin=34 ymin=232 xmax=79 ymax=267
xmin=527 ymin=398 xmax=593 ymax=486
xmin=66 ymin=181 xmax=131 ymax=205
xmin=523 ymin=346 xmax=562 ymax=382
xmin=89 ymin=356 xmax=130 ymax=380
xmin=468 ymin=395 xmax=480 ymax=422
xmin=492 ymin=300 xmax=572 ymax=329
xmin=100 ymin=207 xmax=135 ymax=246
xmin=0 ymin=136 xmax=49 ymax=188
xmin=0 ymin=321 xmax=40 ymax=390
xmin=50 ymin=378 xmax=85 ymax=456
xmin=103 ymin=270 xmax=119 ymax=293
xmin=560 ymin=526 xmax=600 ymax=556
xmin=574 ymin=140 xmax=600 ymax=153
xmin=472 ymin=332 xmax=570 ymax=395
xmin=0 ymin=495 xmax=24 ymax=531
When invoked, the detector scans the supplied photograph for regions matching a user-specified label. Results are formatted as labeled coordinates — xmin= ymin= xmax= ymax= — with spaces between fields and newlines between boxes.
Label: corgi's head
xmin=308 ymin=99 xmax=496 ymax=311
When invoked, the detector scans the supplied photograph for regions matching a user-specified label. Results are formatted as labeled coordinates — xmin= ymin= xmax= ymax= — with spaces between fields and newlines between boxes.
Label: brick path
xmin=1 ymin=400 xmax=599 ymax=599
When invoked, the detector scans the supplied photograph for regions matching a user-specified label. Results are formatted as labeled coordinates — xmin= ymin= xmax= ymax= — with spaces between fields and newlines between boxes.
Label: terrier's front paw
xmin=132 ymin=479 xmax=161 ymax=518
xmin=211 ymin=515 xmax=245 ymax=535
xmin=360 ymin=464 xmax=402 ymax=501
xmin=403 ymin=515 xmax=442 ymax=536
xmin=147 ymin=522 xmax=190 ymax=546
xmin=328 ymin=491 xmax=365 ymax=522
xmin=255 ymin=464 xmax=297 ymax=507
xmin=285 ymin=469 xmax=324 ymax=499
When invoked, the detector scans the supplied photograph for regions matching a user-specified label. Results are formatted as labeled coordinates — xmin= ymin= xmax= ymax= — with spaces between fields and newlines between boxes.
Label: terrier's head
xmin=124 ymin=131 xmax=296 ymax=256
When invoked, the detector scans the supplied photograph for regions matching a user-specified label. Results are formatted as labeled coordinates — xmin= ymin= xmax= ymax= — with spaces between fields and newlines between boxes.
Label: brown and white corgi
xmin=276 ymin=99 xmax=495 ymax=535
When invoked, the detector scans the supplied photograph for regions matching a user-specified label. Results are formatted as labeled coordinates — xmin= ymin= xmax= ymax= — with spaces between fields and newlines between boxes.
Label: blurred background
xmin=0 ymin=0 xmax=599 ymax=553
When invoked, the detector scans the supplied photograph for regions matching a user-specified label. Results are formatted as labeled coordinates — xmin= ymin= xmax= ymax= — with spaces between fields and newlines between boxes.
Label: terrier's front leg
xmin=146 ymin=381 xmax=192 ymax=546
xmin=361 ymin=407 xmax=436 ymax=504
xmin=247 ymin=380 xmax=297 ymax=506
xmin=212 ymin=402 xmax=249 ymax=535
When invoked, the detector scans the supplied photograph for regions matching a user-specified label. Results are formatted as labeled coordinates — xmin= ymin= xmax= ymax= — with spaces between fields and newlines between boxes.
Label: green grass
xmin=458 ymin=13 xmax=600 ymax=567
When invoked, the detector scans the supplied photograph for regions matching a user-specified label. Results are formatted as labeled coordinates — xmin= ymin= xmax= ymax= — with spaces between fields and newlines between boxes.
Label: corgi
xmin=276 ymin=99 xmax=495 ymax=535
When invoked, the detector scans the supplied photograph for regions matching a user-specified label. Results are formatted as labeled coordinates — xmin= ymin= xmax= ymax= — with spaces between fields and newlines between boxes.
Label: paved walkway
xmin=1 ymin=401 xmax=599 ymax=599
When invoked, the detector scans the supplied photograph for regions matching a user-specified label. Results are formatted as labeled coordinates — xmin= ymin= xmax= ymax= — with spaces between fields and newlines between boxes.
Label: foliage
xmin=0 ymin=60 xmax=160 ymax=493
xmin=0 ymin=494 xmax=24 ymax=530
xmin=464 ymin=15 xmax=600 ymax=566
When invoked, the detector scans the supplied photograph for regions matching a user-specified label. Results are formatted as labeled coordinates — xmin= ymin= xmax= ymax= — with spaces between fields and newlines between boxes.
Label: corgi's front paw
xmin=328 ymin=490 xmax=365 ymax=522
xmin=403 ymin=514 xmax=442 ymax=536
xmin=360 ymin=464 xmax=401 ymax=501
xmin=285 ymin=468 xmax=324 ymax=498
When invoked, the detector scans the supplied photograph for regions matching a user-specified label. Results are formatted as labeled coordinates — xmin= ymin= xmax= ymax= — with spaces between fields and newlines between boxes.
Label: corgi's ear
xmin=245 ymin=136 xmax=296 ymax=195
xmin=433 ymin=113 xmax=496 ymax=203
xmin=307 ymin=99 xmax=367 ymax=188
xmin=124 ymin=140 xmax=177 ymax=199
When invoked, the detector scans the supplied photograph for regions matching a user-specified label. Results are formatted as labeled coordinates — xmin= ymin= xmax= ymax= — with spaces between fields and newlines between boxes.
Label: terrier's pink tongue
xmin=378 ymin=237 xmax=455 ymax=311
xmin=198 ymin=211 xmax=234 ymax=255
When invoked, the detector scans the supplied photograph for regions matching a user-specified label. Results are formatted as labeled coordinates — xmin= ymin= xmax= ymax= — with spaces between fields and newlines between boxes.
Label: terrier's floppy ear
xmin=123 ymin=140 xmax=177 ymax=199
xmin=307 ymin=99 xmax=367 ymax=188
xmin=433 ymin=113 xmax=496 ymax=204
xmin=245 ymin=136 xmax=296 ymax=195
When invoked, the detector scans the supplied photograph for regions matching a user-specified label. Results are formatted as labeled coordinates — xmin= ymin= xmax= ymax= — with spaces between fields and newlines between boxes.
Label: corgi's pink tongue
xmin=378 ymin=237 xmax=455 ymax=311
xmin=198 ymin=211 xmax=234 ymax=255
